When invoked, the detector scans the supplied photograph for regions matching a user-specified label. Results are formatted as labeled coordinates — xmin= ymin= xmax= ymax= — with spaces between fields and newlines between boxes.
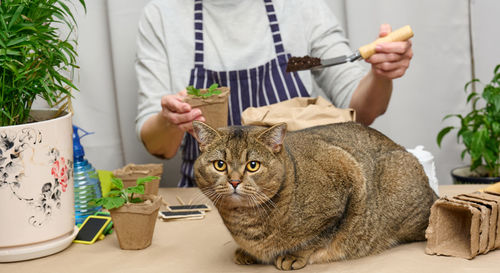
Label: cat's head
xmin=193 ymin=121 xmax=287 ymax=209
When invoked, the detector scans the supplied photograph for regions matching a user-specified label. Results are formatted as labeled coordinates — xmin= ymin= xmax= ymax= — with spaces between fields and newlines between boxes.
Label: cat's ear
xmin=192 ymin=121 xmax=221 ymax=152
xmin=257 ymin=123 xmax=287 ymax=153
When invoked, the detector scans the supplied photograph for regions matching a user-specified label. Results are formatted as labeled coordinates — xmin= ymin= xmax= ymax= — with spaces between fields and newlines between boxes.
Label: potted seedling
xmin=90 ymin=176 xmax=162 ymax=250
xmin=0 ymin=0 xmax=86 ymax=262
xmin=437 ymin=64 xmax=500 ymax=184
xmin=184 ymin=83 xmax=230 ymax=129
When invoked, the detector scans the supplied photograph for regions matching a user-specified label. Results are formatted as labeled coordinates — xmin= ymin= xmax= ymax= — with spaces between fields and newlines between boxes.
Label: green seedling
xmin=90 ymin=176 xmax=159 ymax=210
xmin=187 ymin=83 xmax=222 ymax=98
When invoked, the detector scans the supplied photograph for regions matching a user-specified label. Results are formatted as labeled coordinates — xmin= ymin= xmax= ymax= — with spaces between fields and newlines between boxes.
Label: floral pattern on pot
xmin=0 ymin=128 xmax=73 ymax=227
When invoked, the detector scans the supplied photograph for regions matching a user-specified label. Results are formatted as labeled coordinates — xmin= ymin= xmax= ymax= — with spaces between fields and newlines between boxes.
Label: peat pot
xmin=0 ymin=110 xmax=76 ymax=262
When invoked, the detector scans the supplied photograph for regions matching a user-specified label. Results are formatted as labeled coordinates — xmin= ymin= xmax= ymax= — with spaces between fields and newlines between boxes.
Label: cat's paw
xmin=233 ymin=248 xmax=257 ymax=265
xmin=275 ymin=254 xmax=308 ymax=270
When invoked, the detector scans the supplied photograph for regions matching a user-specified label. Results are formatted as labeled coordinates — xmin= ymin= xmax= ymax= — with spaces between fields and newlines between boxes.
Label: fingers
xmin=366 ymin=37 xmax=413 ymax=80
xmin=160 ymin=90 xmax=205 ymax=133
xmin=374 ymin=40 xmax=412 ymax=55
xmin=162 ymin=91 xmax=190 ymax=113
xmin=378 ymin=23 xmax=392 ymax=37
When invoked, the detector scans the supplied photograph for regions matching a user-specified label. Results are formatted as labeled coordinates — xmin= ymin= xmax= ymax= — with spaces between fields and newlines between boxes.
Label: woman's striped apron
xmin=179 ymin=0 xmax=309 ymax=187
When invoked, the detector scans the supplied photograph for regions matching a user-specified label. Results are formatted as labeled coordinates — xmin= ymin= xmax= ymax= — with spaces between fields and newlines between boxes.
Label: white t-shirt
xmin=135 ymin=0 xmax=366 ymax=137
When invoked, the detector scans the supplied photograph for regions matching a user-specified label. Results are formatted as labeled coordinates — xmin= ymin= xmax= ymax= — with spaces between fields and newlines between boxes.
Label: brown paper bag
xmin=113 ymin=163 xmax=163 ymax=195
xmin=240 ymin=96 xmax=355 ymax=131
xmin=184 ymin=86 xmax=230 ymax=129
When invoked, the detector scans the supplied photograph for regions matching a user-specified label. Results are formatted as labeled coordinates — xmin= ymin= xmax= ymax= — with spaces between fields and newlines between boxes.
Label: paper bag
xmin=241 ymin=96 xmax=355 ymax=131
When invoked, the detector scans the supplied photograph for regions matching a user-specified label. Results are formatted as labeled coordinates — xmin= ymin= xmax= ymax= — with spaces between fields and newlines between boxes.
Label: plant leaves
xmin=436 ymin=126 xmax=454 ymax=147
xmin=126 ymin=185 xmax=145 ymax=195
xmin=136 ymin=176 xmax=158 ymax=186
xmin=102 ymin=196 xmax=126 ymax=210
xmin=208 ymin=83 xmax=218 ymax=92
xmin=187 ymin=85 xmax=200 ymax=96
xmin=106 ymin=189 xmax=122 ymax=197
xmin=130 ymin=197 xmax=143 ymax=203
xmin=111 ymin=177 xmax=124 ymax=190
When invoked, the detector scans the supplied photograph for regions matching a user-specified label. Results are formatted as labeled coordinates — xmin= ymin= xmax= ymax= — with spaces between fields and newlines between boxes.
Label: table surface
xmin=3 ymin=184 xmax=499 ymax=273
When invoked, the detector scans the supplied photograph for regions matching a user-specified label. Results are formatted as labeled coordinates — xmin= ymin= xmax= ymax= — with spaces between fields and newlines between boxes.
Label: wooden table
xmin=3 ymin=185 xmax=499 ymax=273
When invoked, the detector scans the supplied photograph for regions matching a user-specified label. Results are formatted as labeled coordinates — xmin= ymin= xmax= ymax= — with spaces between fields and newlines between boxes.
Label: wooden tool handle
xmin=358 ymin=25 xmax=414 ymax=59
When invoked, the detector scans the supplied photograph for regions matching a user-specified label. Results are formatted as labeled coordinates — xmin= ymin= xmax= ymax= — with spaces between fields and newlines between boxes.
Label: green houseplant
xmin=0 ymin=0 xmax=85 ymax=126
xmin=91 ymin=176 xmax=162 ymax=250
xmin=437 ymin=64 xmax=500 ymax=183
xmin=0 ymin=0 xmax=86 ymax=262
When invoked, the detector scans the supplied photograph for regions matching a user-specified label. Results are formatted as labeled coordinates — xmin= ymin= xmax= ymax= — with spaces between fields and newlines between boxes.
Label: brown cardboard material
xmin=184 ymin=86 xmax=230 ymax=129
xmin=455 ymin=194 xmax=497 ymax=252
xmin=460 ymin=192 xmax=500 ymax=249
xmin=113 ymin=163 xmax=163 ymax=195
xmin=109 ymin=195 xmax=162 ymax=250
xmin=240 ymin=96 xmax=355 ymax=131
xmin=425 ymin=197 xmax=480 ymax=259
xmin=451 ymin=197 xmax=491 ymax=254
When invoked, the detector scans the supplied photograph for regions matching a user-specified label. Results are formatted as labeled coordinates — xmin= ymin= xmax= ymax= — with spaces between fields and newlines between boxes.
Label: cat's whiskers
xmin=200 ymin=186 xmax=224 ymax=208
xmin=190 ymin=190 xmax=213 ymax=206
xmin=248 ymin=194 xmax=270 ymax=221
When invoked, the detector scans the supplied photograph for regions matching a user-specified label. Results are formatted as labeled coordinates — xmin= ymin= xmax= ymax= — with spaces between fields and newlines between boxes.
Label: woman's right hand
xmin=160 ymin=89 xmax=205 ymax=134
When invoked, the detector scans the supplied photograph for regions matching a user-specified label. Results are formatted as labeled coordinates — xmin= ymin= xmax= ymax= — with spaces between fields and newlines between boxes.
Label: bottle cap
xmin=73 ymin=125 xmax=94 ymax=159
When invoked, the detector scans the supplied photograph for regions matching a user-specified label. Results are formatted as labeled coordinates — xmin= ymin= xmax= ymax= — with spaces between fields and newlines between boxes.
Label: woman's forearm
xmin=349 ymin=69 xmax=393 ymax=126
xmin=140 ymin=113 xmax=185 ymax=159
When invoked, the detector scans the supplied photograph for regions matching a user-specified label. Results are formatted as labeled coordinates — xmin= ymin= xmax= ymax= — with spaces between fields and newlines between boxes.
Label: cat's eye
xmin=213 ymin=160 xmax=227 ymax=172
xmin=246 ymin=161 xmax=260 ymax=172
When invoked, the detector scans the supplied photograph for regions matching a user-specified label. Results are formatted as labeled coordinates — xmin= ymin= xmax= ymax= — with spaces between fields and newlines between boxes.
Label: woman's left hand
xmin=365 ymin=24 xmax=413 ymax=80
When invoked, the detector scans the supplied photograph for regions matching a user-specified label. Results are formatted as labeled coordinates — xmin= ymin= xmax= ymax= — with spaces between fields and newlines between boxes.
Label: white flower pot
xmin=0 ymin=110 xmax=76 ymax=262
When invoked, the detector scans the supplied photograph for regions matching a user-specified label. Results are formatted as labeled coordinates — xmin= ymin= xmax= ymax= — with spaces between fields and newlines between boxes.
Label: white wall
xmin=71 ymin=0 xmax=499 ymax=187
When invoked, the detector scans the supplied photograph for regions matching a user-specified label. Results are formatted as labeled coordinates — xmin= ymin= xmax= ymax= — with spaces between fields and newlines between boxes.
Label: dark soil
xmin=286 ymin=56 xmax=321 ymax=72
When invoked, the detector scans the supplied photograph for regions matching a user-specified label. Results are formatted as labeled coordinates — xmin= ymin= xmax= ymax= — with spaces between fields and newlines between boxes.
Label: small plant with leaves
xmin=90 ymin=176 xmax=158 ymax=210
xmin=187 ymin=83 xmax=221 ymax=98
xmin=437 ymin=64 xmax=500 ymax=178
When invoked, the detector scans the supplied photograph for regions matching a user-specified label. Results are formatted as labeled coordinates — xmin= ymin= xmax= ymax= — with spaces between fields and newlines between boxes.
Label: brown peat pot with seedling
xmin=437 ymin=64 xmax=500 ymax=184
xmin=184 ymin=83 xmax=230 ymax=129
xmin=91 ymin=176 xmax=162 ymax=250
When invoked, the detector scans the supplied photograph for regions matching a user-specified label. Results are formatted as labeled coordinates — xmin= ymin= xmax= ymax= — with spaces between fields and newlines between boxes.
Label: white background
xmin=68 ymin=0 xmax=500 ymax=187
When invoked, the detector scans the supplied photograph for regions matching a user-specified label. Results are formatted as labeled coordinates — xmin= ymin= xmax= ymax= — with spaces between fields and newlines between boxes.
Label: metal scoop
xmin=286 ymin=25 xmax=414 ymax=72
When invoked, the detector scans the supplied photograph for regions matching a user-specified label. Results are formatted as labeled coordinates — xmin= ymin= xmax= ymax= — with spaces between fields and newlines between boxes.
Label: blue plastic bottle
xmin=73 ymin=125 xmax=102 ymax=225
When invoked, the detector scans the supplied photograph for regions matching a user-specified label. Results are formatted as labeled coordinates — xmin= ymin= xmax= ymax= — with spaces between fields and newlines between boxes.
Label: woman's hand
xmin=160 ymin=89 xmax=205 ymax=134
xmin=365 ymin=24 xmax=413 ymax=80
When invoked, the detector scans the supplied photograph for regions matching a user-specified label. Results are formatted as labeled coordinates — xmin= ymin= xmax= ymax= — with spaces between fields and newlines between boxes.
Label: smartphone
xmin=73 ymin=216 xmax=112 ymax=244
xmin=167 ymin=204 xmax=211 ymax=212
xmin=159 ymin=210 xmax=205 ymax=220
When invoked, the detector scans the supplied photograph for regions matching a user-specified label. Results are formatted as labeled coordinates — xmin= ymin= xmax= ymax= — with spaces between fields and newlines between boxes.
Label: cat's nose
xmin=229 ymin=179 xmax=241 ymax=189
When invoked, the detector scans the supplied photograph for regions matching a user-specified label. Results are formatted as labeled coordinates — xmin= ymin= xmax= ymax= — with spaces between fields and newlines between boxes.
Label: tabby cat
xmin=193 ymin=121 xmax=437 ymax=270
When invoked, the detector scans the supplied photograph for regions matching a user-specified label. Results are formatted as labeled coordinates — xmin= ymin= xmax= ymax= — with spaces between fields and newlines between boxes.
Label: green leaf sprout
xmin=90 ymin=176 xmax=159 ymax=210
xmin=187 ymin=83 xmax=222 ymax=98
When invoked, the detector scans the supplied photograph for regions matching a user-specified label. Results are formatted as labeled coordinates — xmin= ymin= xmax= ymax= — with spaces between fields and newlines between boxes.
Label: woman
xmin=135 ymin=0 xmax=413 ymax=187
